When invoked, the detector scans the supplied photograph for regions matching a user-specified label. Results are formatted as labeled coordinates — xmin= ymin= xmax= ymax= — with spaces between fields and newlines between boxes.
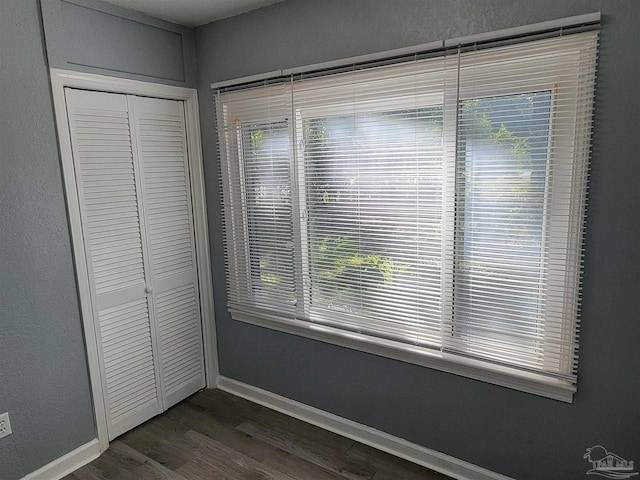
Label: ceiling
xmin=101 ymin=0 xmax=284 ymax=27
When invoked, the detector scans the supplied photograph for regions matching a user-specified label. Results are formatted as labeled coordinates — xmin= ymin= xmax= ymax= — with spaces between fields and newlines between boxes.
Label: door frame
xmin=50 ymin=68 xmax=218 ymax=452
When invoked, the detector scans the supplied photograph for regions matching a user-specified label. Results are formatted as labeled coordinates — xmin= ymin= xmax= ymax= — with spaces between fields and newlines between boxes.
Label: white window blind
xmin=215 ymin=28 xmax=598 ymax=401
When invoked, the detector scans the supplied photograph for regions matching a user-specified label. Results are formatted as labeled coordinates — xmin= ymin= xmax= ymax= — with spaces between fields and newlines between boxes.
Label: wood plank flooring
xmin=64 ymin=389 xmax=453 ymax=480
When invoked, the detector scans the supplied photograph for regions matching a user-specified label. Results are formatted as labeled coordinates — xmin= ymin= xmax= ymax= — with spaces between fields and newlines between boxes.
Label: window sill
xmin=229 ymin=308 xmax=575 ymax=403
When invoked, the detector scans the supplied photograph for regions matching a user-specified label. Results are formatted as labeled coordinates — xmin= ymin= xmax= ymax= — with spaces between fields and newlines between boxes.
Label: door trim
xmin=49 ymin=68 xmax=218 ymax=452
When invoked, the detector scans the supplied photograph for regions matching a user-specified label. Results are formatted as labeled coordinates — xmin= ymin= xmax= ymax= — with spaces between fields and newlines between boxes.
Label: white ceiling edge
xmin=101 ymin=0 xmax=285 ymax=27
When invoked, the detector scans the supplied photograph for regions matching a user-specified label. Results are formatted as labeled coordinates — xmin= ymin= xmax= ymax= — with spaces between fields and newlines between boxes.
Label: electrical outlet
xmin=0 ymin=412 xmax=12 ymax=439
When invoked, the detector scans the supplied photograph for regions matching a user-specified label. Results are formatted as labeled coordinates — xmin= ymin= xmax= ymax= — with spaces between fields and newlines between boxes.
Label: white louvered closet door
xmin=65 ymin=88 xmax=205 ymax=440
xmin=129 ymin=96 xmax=205 ymax=408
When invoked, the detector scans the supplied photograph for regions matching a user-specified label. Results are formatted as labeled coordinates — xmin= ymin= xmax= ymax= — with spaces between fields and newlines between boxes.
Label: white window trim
xmin=217 ymin=30 xmax=597 ymax=404
xmin=231 ymin=308 xmax=574 ymax=402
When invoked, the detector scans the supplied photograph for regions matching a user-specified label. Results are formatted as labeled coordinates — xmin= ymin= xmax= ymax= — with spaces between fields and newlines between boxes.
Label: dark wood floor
xmin=64 ymin=389 xmax=453 ymax=480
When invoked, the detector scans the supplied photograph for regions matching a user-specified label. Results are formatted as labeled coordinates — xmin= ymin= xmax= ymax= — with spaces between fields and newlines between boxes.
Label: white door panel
xmin=130 ymin=96 xmax=205 ymax=408
xmin=65 ymin=88 xmax=204 ymax=439
xmin=65 ymin=89 xmax=160 ymax=440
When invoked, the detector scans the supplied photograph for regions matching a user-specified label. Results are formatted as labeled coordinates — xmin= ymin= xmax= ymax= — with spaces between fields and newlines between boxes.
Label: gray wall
xmin=1 ymin=1 xmax=200 ymax=478
xmin=195 ymin=1 xmax=640 ymax=479
xmin=40 ymin=0 xmax=197 ymax=87
xmin=0 ymin=2 xmax=96 ymax=479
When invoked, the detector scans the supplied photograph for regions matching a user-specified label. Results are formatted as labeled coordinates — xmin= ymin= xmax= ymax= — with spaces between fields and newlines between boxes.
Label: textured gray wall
xmin=40 ymin=0 xmax=198 ymax=87
xmin=0 ymin=1 xmax=96 ymax=479
xmin=1 ymin=1 xmax=201 ymax=478
xmin=195 ymin=1 xmax=640 ymax=479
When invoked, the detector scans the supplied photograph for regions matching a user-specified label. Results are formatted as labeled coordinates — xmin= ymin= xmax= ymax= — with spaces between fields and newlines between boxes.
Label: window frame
xmin=448 ymin=43 xmax=589 ymax=378
xmin=294 ymin=69 xmax=447 ymax=346
xmin=216 ymin=33 xmax=597 ymax=402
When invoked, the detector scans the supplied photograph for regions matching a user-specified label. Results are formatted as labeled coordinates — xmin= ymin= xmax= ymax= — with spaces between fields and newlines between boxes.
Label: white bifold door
xmin=65 ymin=88 xmax=205 ymax=440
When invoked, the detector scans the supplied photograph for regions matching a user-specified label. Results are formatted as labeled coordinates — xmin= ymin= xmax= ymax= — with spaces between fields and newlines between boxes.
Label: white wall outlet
xmin=0 ymin=412 xmax=12 ymax=439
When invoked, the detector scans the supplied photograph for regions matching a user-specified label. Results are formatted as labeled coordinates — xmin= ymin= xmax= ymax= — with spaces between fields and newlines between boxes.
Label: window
xmin=216 ymin=30 xmax=598 ymax=401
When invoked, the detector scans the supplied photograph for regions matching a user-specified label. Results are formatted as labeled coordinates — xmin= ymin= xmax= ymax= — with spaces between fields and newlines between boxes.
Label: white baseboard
xmin=21 ymin=439 xmax=101 ymax=480
xmin=217 ymin=376 xmax=514 ymax=480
